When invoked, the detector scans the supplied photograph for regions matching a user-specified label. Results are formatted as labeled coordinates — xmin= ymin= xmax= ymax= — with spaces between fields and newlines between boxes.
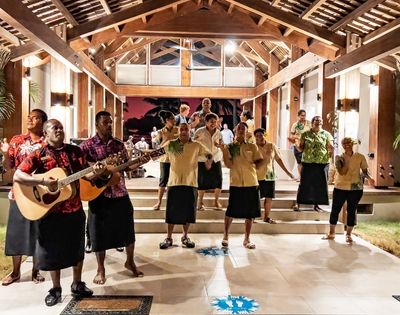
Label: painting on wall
xmin=123 ymin=97 xmax=241 ymax=141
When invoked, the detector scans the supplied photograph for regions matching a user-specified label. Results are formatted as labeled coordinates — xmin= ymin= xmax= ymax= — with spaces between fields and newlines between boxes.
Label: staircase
xmin=96 ymin=188 xmax=344 ymax=234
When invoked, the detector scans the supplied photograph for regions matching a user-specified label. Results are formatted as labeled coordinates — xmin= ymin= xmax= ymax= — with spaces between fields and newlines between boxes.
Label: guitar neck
xmin=59 ymin=166 xmax=95 ymax=187
xmin=112 ymin=157 xmax=142 ymax=173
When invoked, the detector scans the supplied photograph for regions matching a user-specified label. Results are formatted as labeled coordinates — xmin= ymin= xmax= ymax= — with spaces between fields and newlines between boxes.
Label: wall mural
xmin=123 ymin=97 xmax=241 ymax=141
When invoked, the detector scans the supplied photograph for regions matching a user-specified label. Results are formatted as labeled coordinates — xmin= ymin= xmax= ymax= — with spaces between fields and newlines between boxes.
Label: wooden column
xmin=2 ymin=61 xmax=29 ymax=183
xmin=253 ymin=96 xmax=263 ymax=129
xmin=369 ymin=67 xmax=396 ymax=187
xmin=267 ymin=53 xmax=279 ymax=143
xmin=321 ymin=63 xmax=336 ymax=135
xmin=105 ymin=90 xmax=115 ymax=136
xmin=77 ymin=72 xmax=89 ymax=138
xmin=115 ymin=98 xmax=123 ymax=140
xmin=94 ymin=81 xmax=105 ymax=114
xmin=180 ymin=39 xmax=191 ymax=86
xmin=288 ymin=46 xmax=302 ymax=134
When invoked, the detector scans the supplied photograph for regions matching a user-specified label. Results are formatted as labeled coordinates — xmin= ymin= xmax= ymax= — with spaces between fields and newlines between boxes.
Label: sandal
xmin=159 ymin=237 xmax=173 ymax=249
xmin=197 ymin=205 xmax=205 ymax=211
xmin=152 ymin=204 xmax=161 ymax=210
xmin=293 ymin=205 xmax=300 ymax=212
xmin=32 ymin=270 xmax=45 ymax=284
xmin=314 ymin=205 xmax=323 ymax=212
xmin=263 ymin=217 xmax=276 ymax=224
xmin=181 ymin=237 xmax=195 ymax=248
xmin=221 ymin=239 xmax=229 ymax=247
xmin=2 ymin=272 xmax=20 ymax=286
xmin=322 ymin=233 xmax=335 ymax=240
xmin=346 ymin=234 xmax=353 ymax=244
xmin=214 ymin=201 xmax=223 ymax=210
xmin=243 ymin=241 xmax=256 ymax=249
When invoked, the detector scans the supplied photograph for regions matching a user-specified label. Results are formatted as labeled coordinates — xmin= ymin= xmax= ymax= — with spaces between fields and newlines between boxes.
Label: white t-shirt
xmin=221 ymin=128 xmax=234 ymax=144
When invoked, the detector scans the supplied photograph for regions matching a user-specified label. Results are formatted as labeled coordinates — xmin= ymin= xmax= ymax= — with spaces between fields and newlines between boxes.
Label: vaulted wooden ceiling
xmin=0 ymin=0 xmax=398 ymax=91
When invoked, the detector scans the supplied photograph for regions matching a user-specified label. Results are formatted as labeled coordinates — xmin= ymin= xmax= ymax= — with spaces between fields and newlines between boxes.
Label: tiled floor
xmin=1 ymin=234 xmax=400 ymax=314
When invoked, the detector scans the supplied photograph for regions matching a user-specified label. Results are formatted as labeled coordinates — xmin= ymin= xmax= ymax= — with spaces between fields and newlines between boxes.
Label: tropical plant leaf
xmin=228 ymin=142 xmax=241 ymax=158
xmin=0 ymin=49 xmax=15 ymax=121
xmin=394 ymin=129 xmax=400 ymax=150
xmin=29 ymin=80 xmax=41 ymax=104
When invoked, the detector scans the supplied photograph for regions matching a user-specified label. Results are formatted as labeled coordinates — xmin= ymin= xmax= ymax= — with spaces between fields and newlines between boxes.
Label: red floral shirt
xmin=18 ymin=144 xmax=85 ymax=213
xmin=8 ymin=133 xmax=46 ymax=200
xmin=79 ymin=134 xmax=128 ymax=198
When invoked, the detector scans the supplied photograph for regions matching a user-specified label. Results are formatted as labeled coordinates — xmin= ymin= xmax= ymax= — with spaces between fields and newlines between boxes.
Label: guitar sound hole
xmin=33 ymin=186 xmax=42 ymax=202
xmin=42 ymin=191 xmax=61 ymax=205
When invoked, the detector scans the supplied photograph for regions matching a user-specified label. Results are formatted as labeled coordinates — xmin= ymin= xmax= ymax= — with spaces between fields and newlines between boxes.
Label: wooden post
xmin=321 ymin=63 xmax=336 ymax=135
xmin=253 ymin=96 xmax=263 ymax=129
xmin=115 ymin=98 xmax=123 ymax=140
xmin=77 ymin=72 xmax=89 ymax=138
xmin=267 ymin=53 xmax=279 ymax=143
xmin=180 ymin=39 xmax=191 ymax=86
xmin=1 ymin=61 xmax=29 ymax=183
xmin=94 ymin=81 xmax=105 ymax=114
xmin=288 ymin=46 xmax=302 ymax=142
xmin=369 ymin=67 xmax=396 ymax=187
xmin=105 ymin=90 xmax=115 ymax=128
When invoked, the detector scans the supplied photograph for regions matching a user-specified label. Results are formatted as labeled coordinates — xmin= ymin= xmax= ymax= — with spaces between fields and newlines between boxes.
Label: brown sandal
xmin=2 ymin=273 xmax=20 ymax=286
xmin=32 ymin=270 xmax=45 ymax=284
xmin=243 ymin=241 xmax=256 ymax=249
xmin=263 ymin=217 xmax=276 ymax=224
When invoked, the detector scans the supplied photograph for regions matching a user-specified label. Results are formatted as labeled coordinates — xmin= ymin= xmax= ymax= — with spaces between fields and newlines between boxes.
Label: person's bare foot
xmin=214 ymin=200 xmax=223 ymax=210
xmin=124 ymin=262 xmax=144 ymax=278
xmin=93 ymin=271 xmax=106 ymax=285
xmin=152 ymin=203 xmax=161 ymax=210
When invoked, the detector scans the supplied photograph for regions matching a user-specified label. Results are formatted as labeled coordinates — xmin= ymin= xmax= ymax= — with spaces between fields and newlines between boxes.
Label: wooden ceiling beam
xmin=0 ymin=0 xmax=81 ymax=72
xmin=254 ymin=52 xmax=327 ymax=97
xmin=226 ymin=0 xmax=345 ymax=47
xmin=10 ymin=41 xmax=42 ymax=61
xmin=329 ymin=0 xmax=386 ymax=31
xmin=300 ymin=0 xmax=328 ymax=19
xmin=49 ymin=0 xmax=78 ymax=26
xmin=98 ymin=0 xmax=121 ymax=33
xmin=104 ymin=38 xmax=158 ymax=60
xmin=117 ymin=84 xmax=255 ymax=98
xmin=246 ymin=40 xmax=271 ymax=66
xmin=0 ymin=25 xmax=21 ymax=46
xmin=325 ymin=29 xmax=400 ymax=78
xmin=375 ymin=56 xmax=398 ymax=72
xmin=363 ymin=17 xmax=400 ymax=44
xmin=67 ymin=0 xmax=191 ymax=41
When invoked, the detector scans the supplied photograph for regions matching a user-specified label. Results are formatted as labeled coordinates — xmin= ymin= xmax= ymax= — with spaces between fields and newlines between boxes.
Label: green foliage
xmin=228 ymin=142 xmax=241 ymax=158
xmin=29 ymin=80 xmax=41 ymax=104
xmin=394 ymin=129 xmax=400 ymax=150
xmin=0 ymin=49 xmax=15 ymax=121
xmin=167 ymin=139 xmax=183 ymax=155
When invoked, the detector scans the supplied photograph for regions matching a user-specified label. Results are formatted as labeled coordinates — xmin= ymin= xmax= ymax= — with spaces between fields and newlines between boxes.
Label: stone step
xmin=131 ymin=207 xmax=331 ymax=221
xmin=134 ymin=219 xmax=343 ymax=234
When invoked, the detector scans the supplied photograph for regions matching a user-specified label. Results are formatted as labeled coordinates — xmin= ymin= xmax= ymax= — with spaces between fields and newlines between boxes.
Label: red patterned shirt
xmin=8 ymin=133 xmax=46 ymax=200
xmin=18 ymin=144 xmax=85 ymax=213
xmin=79 ymin=134 xmax=128 ymax=198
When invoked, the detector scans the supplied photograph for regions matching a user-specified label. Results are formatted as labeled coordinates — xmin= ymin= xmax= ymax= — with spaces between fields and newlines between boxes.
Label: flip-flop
xmin=2 ymin=273 xmax=20 ymax=286
xmin=221 ymin=239 xmax=229 ymax=247
xmin=243 ymin=242 xmax=256 ymax=249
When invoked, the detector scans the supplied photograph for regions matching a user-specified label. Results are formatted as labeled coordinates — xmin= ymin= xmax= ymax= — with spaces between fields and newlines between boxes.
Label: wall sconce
xmin=337 ymin=98 xmax=359 ymax=112
xmin=293 ymin=96 xmax=299 ymax=101
xmin=24 ymin=67 xmax=32 ymax=81
xmin=369 ymin=75 xmax=377 ymax=87
xmin=317 ymin=93 xmax=321 ymax=101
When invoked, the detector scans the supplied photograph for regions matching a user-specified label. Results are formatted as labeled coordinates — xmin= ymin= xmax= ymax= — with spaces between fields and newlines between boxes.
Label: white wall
xmin=278 ymin=85 xmax=289 ymax=149
xmin=358 ymin=73 xmax=371 ymax=156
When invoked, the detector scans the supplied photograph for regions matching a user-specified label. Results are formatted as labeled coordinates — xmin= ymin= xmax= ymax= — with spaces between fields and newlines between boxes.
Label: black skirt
xmin=226 ymin=186 xmax=261 ymax=219
xmin=36 ymin=209 xmax=85 ymax=271
xmin=198 ymin=161 xmax=223 ymax=190
xmin=297 ymin=163 xmax=329 ymax=205
xmin=259 ymin=180 xmax=276 ymax=199
xmin=5 ymin=200 xmax=38 ymax=256
xmin=166 ymin=186 xmax=197 ymax=224
xmin=159 ymin=162 xmax=170 ymax=187
xmin=88 ymin=194 xmax=135 ymax=252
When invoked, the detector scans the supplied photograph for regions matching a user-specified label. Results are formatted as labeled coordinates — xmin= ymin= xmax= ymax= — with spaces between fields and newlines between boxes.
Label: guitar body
xmin=13 ymin=168 xmax=73 ymax=221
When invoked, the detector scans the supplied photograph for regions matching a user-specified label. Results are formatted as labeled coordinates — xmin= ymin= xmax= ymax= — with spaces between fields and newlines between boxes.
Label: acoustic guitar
xmin=80 ymin=148 xmax=165 ymax=201
xmin=14 ymin=163 xmax=105 ymax=221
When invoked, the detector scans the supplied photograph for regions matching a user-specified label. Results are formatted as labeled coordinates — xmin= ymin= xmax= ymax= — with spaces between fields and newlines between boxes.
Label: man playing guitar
xmin=14 ymin=119 xmax=106 ymax=306
xmin=79 ymin=111 xmax=150 ymax=285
